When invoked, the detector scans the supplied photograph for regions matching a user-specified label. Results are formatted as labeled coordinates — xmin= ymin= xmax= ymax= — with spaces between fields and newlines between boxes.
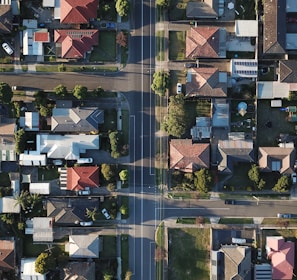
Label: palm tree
xmin=85 ymin=207 xmax=97 ymax=221
xmin=14 ymin=190 xmax=29 ymax=210
xmin=28 ymin=193 xmax=41 ymax=208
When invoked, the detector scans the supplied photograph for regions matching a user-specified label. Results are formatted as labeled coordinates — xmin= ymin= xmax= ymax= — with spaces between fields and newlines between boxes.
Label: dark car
xmin=106 ymin=22 xmax=115 ymax=28
xmin=225 ymin=199 xmax=236 ymax=205
xmin=184 ymin=62 xmax=196 ymax=68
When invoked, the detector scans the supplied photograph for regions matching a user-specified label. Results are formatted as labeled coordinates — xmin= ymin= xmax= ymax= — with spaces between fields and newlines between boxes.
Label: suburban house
xmin=27 ymin=133 xmax=99 ymax=160
xmin=21 ymin=258 xmax=46 ymax=280
xmin=68 ymin=234 xmax=100 ymax=258
xmin=191 ymin=117 xmax=212 ymax=141
xmin=0 ymin=197 xmax=20 ymax=213
xmin=185 ymin=68 xmax=227 ymax=98
xmin=170 ymin=139 xmax=210 ymax=173
xmin=29 ymin=182 xmax=51 ymax=195
xmin=47 ymin=197 xmax=99 ymax=226
xmin=266 ymin=236 xmax=295 ymax=280
xmin=0 ymin=239 xmax=15 ymax=271
xmin=19 ymin=112 xmax=40 ymax=131
xmin=25 ymin=217 xmax=54 ymax=243
xmin=230 ymin=59 xmax=258 ymax=79
xmin=234 ymin=20 xmax=258 ymax=38
xmin=0 ymin=4 xmax=12 ymax=34
xmin=258 ymin=146 xmax=295 ymax=174
xmin=51 ymin=107 xmax=104 ymax=133
xmin=186 ymin=26 xmax=226 ymax=59
xmin=211 ymin=245 xmax=252 ymax=280
xmin=61 ymin=262 xmax=95 ymax=280
xmin=19 ymin=154 xmax=46 ymax=166
xmin=217 ymin=137 xmax=254 ymax=173
xmin=186 ymin=1 xmax=218 ymax=19
xmin=66 ymin=166 xmax=99 ymax=191
xmin=59 ymin=0 xmax=98 ymax=24
xmin=54 ymin=29 xmax=99 ymax=59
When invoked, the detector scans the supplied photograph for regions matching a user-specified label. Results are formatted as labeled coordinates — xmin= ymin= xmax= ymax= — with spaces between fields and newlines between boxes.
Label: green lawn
xmin=168 ymin=228 xmax=210 ymax=280
xmin=168 ymin=0 xmax=190 ymax=20
xmin=225 ymin=162 xmax=253 ymax=191
xmin=169 ymin=31 xmax=185 ymax=60
xmin=121 ymin=234 xmax=129 ymax=276
xmin=156 ymin=222 xmax=165 ymax=248
xmin=219 ymin=218 xmax=253 ymax=224
xmin=156 ymin=30 xmax=165 ymax=61
xmin=257 ymin=100 xmax=296 ymax=146
xmin=38 ymin=167 xmax=59 ymax=181
xmin=120 ymin=195 xmax=129 ymax=219
xmin=35 ymin=65 xmax=118 ymax=72
xmin=101 ymin=235 xmax=117 ymax=258
xmin=262 ymin=218 xmax=297 ymax=226
xmin=89 ymin=31 xmax=117 ymax=62
xmin=23 ymin=235 xmax=48 ymax=257
xmin=122 ymin=109 xmax=129 ymax=145
xmin=100 ymin=108 xmax=117 ymax=132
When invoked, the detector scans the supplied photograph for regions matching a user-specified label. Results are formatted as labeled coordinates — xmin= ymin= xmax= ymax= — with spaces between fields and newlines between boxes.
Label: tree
xmin=85 ymin=207 xmax=97 ymax=221
xmin=39 ymin=105 xmax=50 ymax=117
xmin=0 ymin=82 xmax=13 ymax=104
xmin=115 ymin=0 xmax=130 ymax=17
xmin=116 ymin=31 xmax=127 ymax=47
xmin=14 ymin=190 xmax=29 ymax=210
xmin=151 ymin=71 xmax=169 ymax=96
xmin=273 ymin=175 xmax=290 ymax=192
xmin=1 ymin=213 xmax=14 ymax=225
xmin=194 ymin=168 xmax=212 ymax=193
xmin=156 ymin=0 xmax=169 ymax=7
xmin=73 ymin=85 xmax=88 ymax=100
xmin=107 ymin=182 xmax=116 ymax=191
xmin=162 ymin=94 xmax=186 ymax=137
xmin=119 ymin=169 xmax=128 ymax=182
xmin=101 ymin=164 xmax=117 ymax=181
xmin=54 ymin=84 xmax=68 ymax=97
xmin=35 ymin=252 xmax=55 ymax=274
xmin=120 ymin=203 xmax=128 ymax=216
xmin=248 ymin=164 xmax=260 ymax=185
xmin=14 ymin=128 xmax=26 ymax=154
xmin=109 ymin=131 xmax=122 ymax=158
xmin=258 ymin=178 xmax=266 ymax=190
xmin=34 ymin=90 xmax=48 ymax=107
xmin=125 ymin=270 xmax=133 ymax=280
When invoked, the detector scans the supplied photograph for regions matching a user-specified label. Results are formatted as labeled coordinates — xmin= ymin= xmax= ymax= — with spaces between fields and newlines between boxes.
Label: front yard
xmin=169 ymin=31 xmax=186 ymax=61
xmin=168 ymin=228 xmax=210 ymax=280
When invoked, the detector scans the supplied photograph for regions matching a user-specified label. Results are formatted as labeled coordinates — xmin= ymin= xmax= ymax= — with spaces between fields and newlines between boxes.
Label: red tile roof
xmin=34 ymin=31 xmax=50 ymax=42
xmin=54 ymin=29 xmax=98 ymax=59
xmin=170 ymin=139 xmax=210 ymax=172
xmin=60 ymin=0 xmax=98 ymax=24
xmin=67 ymin=166 xmax=99 ymax=191
xmin=186 ymin=27 xmax=220 ymax=58
xmin=267 ymin=236 xmax=295 ymax=280
xmin=186 ymin=68 xmax=227 ymax=98
xmin=0 ymin=240 xmax=15 ymax=270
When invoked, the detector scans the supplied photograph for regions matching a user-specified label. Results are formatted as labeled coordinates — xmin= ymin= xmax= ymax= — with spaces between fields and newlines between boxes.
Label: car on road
xmin=277 ymin=213 xmax=292 ymax=218
xmin=184 ymin=62 xmax=196 ymax=68
xmin=80 ymin=221 xmax=93 ymax=226
xmin=78 ymin=187 xmax=91 ymax=196
xmin=225 ymin=199 xmax=236 ymax=205
xmin=2 ymin=43 xmax=13 ymax=55
xmin=291 ymin=173 xmax=297 ymax=184
xmin=101 ymin=208 xmax=111 ymax=220
xmin=77 ymin=157 xmax=93 ymax=164
xmin=176 ymin=83 xmax=182 ymax=94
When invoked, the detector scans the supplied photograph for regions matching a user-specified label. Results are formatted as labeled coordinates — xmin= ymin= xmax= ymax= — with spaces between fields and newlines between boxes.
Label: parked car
xmin=184 ymin=62 xmax=196 ymax=68
xmin=2 ymin=43 xmax=13 ymax=55
xmin=77 ymin=157 xmax=93 ymax=164
xmin=11 ymin=86 xmax=23 ymax=91
xmin=101 ymin=208 xmax=111 ymax=220
xmin=52 ymin=159 xmax=63 ymax=166
xmin=277 ymin=213 xmax=291 ymax=218
xmin=176 ymin=83 xmax=182 ymax=94
xmin=291 ymin=173 xmax=297 ymax=184
xmin=225 ymin=199 xmax=236 ymax=205
xmin=80 ymin=221 xmax=93 ymax=226
xmin=78 ymin=187 xmax=91 ymax=196
xmin=106 ymin=22 xmax=115 ymax=28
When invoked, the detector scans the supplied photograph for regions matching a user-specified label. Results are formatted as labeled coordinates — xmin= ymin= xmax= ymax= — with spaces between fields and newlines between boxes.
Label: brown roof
xmin=186 ymin=27 xmax=220 ymax=58
xmin=258 ymin=147 xmax=295 ymax=174
xmin=185 ymin=68 xmax=227 ymax=98
xmin=170 ymin=139 xmax=210 ymax=172
xmin=67 ymin=166 xmax=99 ymax=191
xmin=279 ymin=60 xmax=297 ymax=83
xmin=60 ymin=0 xmax=98 ymax=24
xmin=0 ymin=5 xmax=12 ymax=34
xmin=0 ymin=240 xmax=15 ymax=270
xmin=34 ymin=31 xmax=50 ymax=42
xmin=263 ymin=0 xmax=286 ymax=54
xmin=54 ymin=29 xmax=98 ymax=59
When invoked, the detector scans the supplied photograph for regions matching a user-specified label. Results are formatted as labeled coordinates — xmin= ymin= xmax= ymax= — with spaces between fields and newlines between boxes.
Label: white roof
xmin=33 ymin=217 xmax=54 ymax=242
xmin=235 ymin=20 xmax=258 ymax=37
xmin=42 ymin=0 xmax=55 ymax=7
xmin=19 ymin=153 xmax=46 ymax=166
xmin=23 ymin=29 xmax=44 ymax=56
xmin=29 ymin=183 xmax=50 ymax=195
xmin=257 ymin=82 xmax=289 ymax=99
xmin=0 ymin=197 xmax=20 ymax=213
xmin=25 ymin=112 xmax=39 ymax=131
xmin=231 ymin=59 xmax=258 ymax=78
xmin=21 ymin=258 xmax=46 ymax=280
xmin=286 ymin=34 xmax=297 ymax=50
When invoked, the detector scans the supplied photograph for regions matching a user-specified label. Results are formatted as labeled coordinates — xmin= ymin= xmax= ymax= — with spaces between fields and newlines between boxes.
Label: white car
xmin=80 ymin=221 xmax=93 ymax=226
xmin=77 ymin=158 xmax=93 ymax=164
xmin=2 ymin=43 xmax=13 ymax=55
xmin=78 ymin=187 xmax=91 ymax=196
xmin=176 ymin=83 xmax=182 ymax=94
xmin=291 ymin=173 xmax=297 ymax=184
xmin=52 ymin=159 xmax=63 ymax=166
xmin=101 ymin=208 xmax=111 ymax=220
xmin=277 ymin=213 xmax=291 ymax=218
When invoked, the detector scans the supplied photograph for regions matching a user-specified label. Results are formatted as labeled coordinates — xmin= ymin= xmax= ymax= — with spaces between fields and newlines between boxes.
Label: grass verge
xmin=156 ymin=30 xmax=165 ymax=61
xmin=36 ymin=65 xmax=118 ymax=72
xmin=101 ymin=235 xmax=117 ymax=258
xmin=219 ymin=218 xmax=254 ymax=224
xmin=121 ymin=234 xmax=129 ymax=276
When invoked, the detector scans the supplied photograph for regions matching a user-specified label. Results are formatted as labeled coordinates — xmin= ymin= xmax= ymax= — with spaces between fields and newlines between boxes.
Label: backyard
xmin=168 ymin=0 xmax=191 ymax=20
xmin=168 ymin=228 xmax=210 ymax=280
xmin=257 ymin=100 xmax=296 ymax=147
xmin=169 ymin=31 xmax=186 ymax=61
xmin=235 ymin=0 xmax=256 ymax=20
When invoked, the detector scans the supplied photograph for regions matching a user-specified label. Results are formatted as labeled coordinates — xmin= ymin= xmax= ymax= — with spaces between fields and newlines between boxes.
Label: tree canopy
xmin=109 ymin=131 xmax=121 ymax=158
xmin=0 ymin=82 xmax=13 ymax=104
xmin=151 ymin=71 xmax=169 ymax=96
xmin=156 ymin=0 xmax=169 ymax=7
xmin=115 ymin=0 xmax=130 ymax=17
xmin=101 ymin=164 xmax=117 ymax=181
xmin=73 ymin=85 xmax=88 ymax=100
xmin=54 ymin=84 xmax=68 ymax=97
xmin=194 ymin=168 xmax=212 ymax=193
xmin=119 ymin=169 xmax=128 ymax=182
xmin=273 ymin=175 xmax=290 ymax=192
xmin=35 ymin=252 xmax=55 ymax=274
xmin=162 ymin=94 xmax=186 ymax=137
